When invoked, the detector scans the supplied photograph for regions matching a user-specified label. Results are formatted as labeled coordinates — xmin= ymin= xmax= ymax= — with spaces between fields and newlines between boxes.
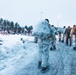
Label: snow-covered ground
xmin=0 ymin=34 xmax=76 ymax=75
xmin=0 ymin=34 xmax=38 ymax=75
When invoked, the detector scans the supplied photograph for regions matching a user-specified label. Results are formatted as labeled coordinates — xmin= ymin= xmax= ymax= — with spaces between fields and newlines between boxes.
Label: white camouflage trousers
xmin=38 ymin=40 xmax=49 ymax=67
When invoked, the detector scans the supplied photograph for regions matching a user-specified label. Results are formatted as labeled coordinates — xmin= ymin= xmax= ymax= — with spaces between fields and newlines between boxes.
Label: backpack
xmin=33 ymin=20 xmax=50 ymax=39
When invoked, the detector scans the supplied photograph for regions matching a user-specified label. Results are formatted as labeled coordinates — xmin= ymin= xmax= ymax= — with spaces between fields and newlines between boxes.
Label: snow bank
xmin=0 ymin=34 xmax=38 ymax=75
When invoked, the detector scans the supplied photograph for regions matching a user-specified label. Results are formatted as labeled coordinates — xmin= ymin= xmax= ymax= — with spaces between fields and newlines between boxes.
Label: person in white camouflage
xmin=62 ymin=26 xmax=66 ymax=43
xmin=32 ymin=19 xmax=55 ymax=73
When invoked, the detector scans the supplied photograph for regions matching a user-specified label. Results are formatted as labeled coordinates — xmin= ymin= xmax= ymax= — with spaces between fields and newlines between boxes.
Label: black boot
xmin=50 ymin=47 xmax=53 ymax=50
xmin=59 ymin=38 xmax=61 ymax=42
xmin=53 ymin=45 xmax=56 ymax=50
xmin=62 ymin=40 xmax=64 ymax=43
xmin=70 ymin=43 xmax=72 ymax=46
xmin=73 ymin=47 xmax=76 ymax=50
xmin=38 ymin=61 xmax=42 ymax=69
xmin=41 ymin=66 xmax=49 ymax=73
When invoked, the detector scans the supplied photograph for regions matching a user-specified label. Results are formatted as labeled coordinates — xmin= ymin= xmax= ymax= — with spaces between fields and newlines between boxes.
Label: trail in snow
xmin=14 ymin=41 xmax=76 ymax=75
xmin=0 ymin=35 xmax=37 ymax=75
xmin=0 ymin=35 xmax=76 ymax=75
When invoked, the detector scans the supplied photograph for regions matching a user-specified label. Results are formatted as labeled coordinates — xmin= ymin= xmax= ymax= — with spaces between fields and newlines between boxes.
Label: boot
xmin=53 ymin=45 xmax=56 ymax=50
xmin=62 ymin=40 xmax=64 ymax=43
xmin=41 ymin=66 xmax=49 ymax=73
xmin=50 ymin=47 xmax=53 ymax=50
xmin=70 ymin=43 xmax=72 ymax=46
xmin=38 ymin=61 xmax=42 ymax=69
xmin=59 ymin=38 xmax=61 ymax=42
xmin=73 ymin=47 xmax=76 ymax=50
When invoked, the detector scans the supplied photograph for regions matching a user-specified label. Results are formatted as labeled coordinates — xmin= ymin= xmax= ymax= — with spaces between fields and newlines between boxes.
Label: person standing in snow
xmin=57 ymin=27 xmax=62 ymax=42
xmin=32 ymin=19 xmax=54 ymax=72
xmin=62 ymin=26 xmax=66 ymax=43
xmin=72 ymin=25 xmax=76 ymax=36
xmin=72 ymin=25 xmax=76 ymax=49
xmin=49 ymin=25 xmax=57 ymax=50
xmin=65 ymin=26 xmax=72 ymax=46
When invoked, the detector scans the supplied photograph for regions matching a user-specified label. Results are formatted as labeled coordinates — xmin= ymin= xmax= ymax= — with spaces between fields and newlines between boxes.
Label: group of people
xmin=32 ymin=19 xmax=76 ymax=73
xmin=58 ymin=25 xmax=76 ymax=46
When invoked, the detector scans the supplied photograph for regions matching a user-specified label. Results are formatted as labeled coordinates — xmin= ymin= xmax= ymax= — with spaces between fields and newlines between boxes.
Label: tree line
xmin=0 ymin=18 xmax=33 ymax=35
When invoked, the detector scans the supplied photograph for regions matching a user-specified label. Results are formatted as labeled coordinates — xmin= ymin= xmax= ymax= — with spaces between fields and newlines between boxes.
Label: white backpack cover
xmin=33 ymin=20 xmax=50 ymax=38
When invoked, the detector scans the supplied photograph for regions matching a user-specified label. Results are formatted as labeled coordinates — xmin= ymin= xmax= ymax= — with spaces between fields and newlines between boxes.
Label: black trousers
xmin=66 ymin=36 xmax=72 ymax=46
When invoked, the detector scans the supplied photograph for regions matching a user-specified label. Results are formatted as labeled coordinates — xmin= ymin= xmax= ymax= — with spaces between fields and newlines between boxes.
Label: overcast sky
xmin=0 ymin=0 xmax=76 ymax=27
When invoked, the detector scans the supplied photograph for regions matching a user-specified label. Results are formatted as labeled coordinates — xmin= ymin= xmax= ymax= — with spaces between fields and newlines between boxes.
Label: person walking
xmin=32 ymin=19 xmax=54 ymax=73
xmin=62 ymin=26 xmax=66 ymax=43
xmin=49 ymin=25 xmax=56 ymax=50
xmin=72 ymin=25 xmax=76 ymax=49
xmin=65 ymin=26 xmax=72 ymax=46
xmin=57 ymin=27 xmax=62 ymax=42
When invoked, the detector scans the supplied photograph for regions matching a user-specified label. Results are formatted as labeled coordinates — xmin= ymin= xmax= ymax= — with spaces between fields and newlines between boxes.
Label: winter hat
xmin=45 ymin=19 xmax=49 ymax=23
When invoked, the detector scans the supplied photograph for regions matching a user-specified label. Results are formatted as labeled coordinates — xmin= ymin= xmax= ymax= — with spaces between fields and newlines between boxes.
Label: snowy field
xmin=0 ymin=34 xmax=76 ymax=75
xmin=0 ymin=34 xmax=38 ymax=75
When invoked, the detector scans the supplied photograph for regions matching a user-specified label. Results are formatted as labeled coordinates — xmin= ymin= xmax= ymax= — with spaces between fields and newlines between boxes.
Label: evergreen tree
xmin=10 ymin=21 xmax=14 ymax=30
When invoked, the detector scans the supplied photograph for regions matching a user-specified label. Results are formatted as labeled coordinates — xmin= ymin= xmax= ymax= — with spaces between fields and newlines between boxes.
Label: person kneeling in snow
xmin=32 ymin=19 xmax=54 ymax=73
